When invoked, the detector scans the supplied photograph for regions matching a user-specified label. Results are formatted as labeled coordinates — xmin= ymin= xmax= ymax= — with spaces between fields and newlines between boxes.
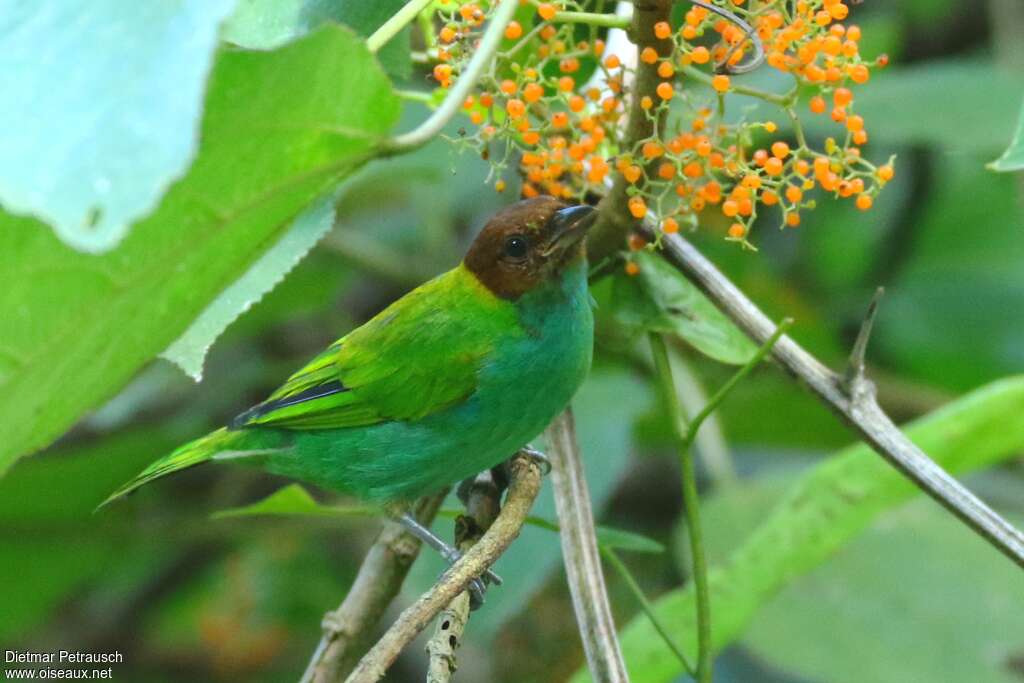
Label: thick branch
xmin=587 ymin=0 xmax=673 ymax=264
xmin=640 ymin=222 xmax=1024 ymax=569
xmin=304 ymin=493 xmax=447 ymax=683
xmin=346 ymin=453 xmax=543 ymax=682
xmin=546 ymin=410 xmax=630 ymax=683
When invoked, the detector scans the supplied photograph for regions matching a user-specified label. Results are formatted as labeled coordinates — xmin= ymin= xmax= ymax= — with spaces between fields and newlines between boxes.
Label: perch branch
xmin=346 ymin=452 xmax=543 ymax=682
xmin=638 ymin=221 xmax=1024 ymax=569
xmin=425 ymin=471 xmax=503 ymax=682
xmin=545 ymin=410 xmax=630 ymax=683
xmin=304 ymin=492 xmax=448 ymax=683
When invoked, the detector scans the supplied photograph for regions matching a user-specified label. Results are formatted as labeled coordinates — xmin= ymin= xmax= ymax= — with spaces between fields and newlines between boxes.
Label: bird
xmin=101 ymin=197 xmax=596 ymax=589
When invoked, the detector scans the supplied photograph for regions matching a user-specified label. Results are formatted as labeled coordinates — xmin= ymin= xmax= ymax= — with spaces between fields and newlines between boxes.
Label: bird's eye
xmin=503 ymin=235 xmax=529 ymax=261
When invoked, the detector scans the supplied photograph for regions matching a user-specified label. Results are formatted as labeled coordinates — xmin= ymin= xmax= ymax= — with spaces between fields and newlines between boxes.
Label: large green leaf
xmin=608 ymin=250 xmax=757 ymax=365
xmin=223 ymin=0 xmax=412 ymax=80
xmin=743 ymin=499 xmax=1024 ymax=683
xmin=0 ymin=26 xmax=400 ymax=475
xmin=574 ymin=376 xmax=1024 ymax=683
xmin=989 ymin=95 xmax=1024 ymax=172
xmin=0 ymin=0 xmax=237 ymax=253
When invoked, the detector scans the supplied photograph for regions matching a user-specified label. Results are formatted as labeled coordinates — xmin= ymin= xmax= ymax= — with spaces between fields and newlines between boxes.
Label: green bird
xmin=104 ymin=197 xmax=595 ymax=534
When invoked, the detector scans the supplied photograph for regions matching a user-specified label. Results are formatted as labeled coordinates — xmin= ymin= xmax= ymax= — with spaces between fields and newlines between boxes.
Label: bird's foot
xmin=397 ymin=513 xmax=501 ymax=610
xmin=518 ymin=445 xmax=552 ymax=475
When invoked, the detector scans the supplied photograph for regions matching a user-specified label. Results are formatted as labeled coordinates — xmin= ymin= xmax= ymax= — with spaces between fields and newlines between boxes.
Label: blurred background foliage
xmin=2 ymin=1 xmax=1023 ymax=682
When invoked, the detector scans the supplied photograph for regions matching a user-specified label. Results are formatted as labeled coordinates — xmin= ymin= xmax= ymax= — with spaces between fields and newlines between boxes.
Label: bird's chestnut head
xmin=464 ymin=196 xmax=596 ymax=300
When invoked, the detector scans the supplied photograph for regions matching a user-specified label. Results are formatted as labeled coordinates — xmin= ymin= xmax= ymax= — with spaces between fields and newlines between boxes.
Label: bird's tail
xmin=98 ymin=427 xmax=271 ymax=510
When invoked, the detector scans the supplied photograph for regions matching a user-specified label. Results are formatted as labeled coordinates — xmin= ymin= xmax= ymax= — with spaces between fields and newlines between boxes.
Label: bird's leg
xmin=396 ymin=512 xmax=502 ymax=609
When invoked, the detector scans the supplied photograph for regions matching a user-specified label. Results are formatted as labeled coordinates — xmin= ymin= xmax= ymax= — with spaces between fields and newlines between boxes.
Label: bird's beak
xmin=543 ymin=205 xmax=597 ymax=255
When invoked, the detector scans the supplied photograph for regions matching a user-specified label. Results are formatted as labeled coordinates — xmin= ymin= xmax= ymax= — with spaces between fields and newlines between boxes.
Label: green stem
xmin=649 ymin=332 xmax=712 ymax=683
xmin=553 ymin=10 xmax=630 ymax=28
xmin=380 ymin=0 xmax=518 ymax=154
xmin=417 ymin=5 xmax=437 ymax=50
xmin=682 ymin=65 xmax=789 ymax=105
xmin=602 ymin=547 xmax=696 ymax=676
xmin=394 ymin=88 xmax=435 ymax=104
xmin=366 ymin=0 xmax=434 ymax=53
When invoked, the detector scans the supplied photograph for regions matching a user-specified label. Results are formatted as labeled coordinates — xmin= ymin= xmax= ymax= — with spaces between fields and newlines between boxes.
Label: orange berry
xmin=765 ymin=121 xmax=778 ymax=133
xmin=727 ymin=222 xmax=746 ymax=239
xmin=640 ymin=95 xmax=653 ymax=110
xmin=551 ymin=111 xmax=569 ymax=128
xmin=785 ymin=185 xmax=803 ymax=203
xmin=625 ymin=261 xmax=640 ymax=276
xmin=504 ymin=21 xmax=523 ymax=40
xmin=847 ymin=25 xmax=862 ymax=41
xmin=433 ymin=64 xmax=453 ymax=85
xmin=846 ymin=114 xmax=864 ymax=132
xmin=878 ymin=164 xmax=895 ymax=181
xmin=761 ymin=190 xmax=779 ymax=206
xmin=624 ymin=165 xmax=643 ymax=183
xmin=641 ymin=47 xmax=659 ymax=64
xmin=828 ymin=2 xmax=849 ymax=20
xmin=654 ymin=21 xmax=672 ymax=39
xmin=656 ymin=82 xmax=674 ymax=100
xmin=848 ymin=63 xmax=870 ymax=83
xmin=524 ymin=82 xmax=544 ymax=103
xmin=833 ymin=87 xmax=853 ymax=107
xmin=500 ymin=79 xmax=517 ymax=95
xmin=786 ymin=212 xmax=801 ymax=227
xmin=722 ymin=199 xmax=739 ymax=217
xmin=691 ymin=46 xmax=711 ymax=64
xmin=605 ymin=55 xmax=621 ymax=69
xmin=538 ymin=3 xmax=557 ymax=21
xmin=662 ymin=217 xmax=680 ymax=233
xmin=683 ymin=161 xmax=703 ymax=178
xmin=741 ymin=173 xmax=762 ymax=189
xmin=764 ymin=157 xmax=784 ymax=175
xmin=522 ymin=130 xmax=540 ymax=145
xmin=439 ymin=26 xmax=457 ymax=43
xmin=711 ymin=74 xmax=731 ymax=92
xmin=628 ymin=196 xmax=647 ymax=218
xmin=628 ymin=233 xmax=647 ymax=251
xmin=494 ymin=180 xmax=506 ymax=193
xmin=506 ymin=98 xmax=526 ymax=118
xmin=568 ymin=95 xmax=585 ymax=112
xmin=560 ymin=57 xmax=580 ymax=73
xmin=771 ymin=141 xmax=791 ymax=159
xmin=658 ymin=161 xmax=676 ymax=179
xmin=810 ymin=95 xmax=827 ymax=114
xmin=657 ymin=61 xmax=675 ymax=78
xmin=856 ymin=194 xmax=873 ymax=210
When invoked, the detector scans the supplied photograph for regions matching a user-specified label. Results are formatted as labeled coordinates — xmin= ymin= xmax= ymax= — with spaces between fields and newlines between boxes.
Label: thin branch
xmin=648 ymin=332 xmax=711 ymax=682
xmin=367 ymin=0 xmax=435 ymax=53
xmin=345 ymin=452 xmax=544 ymax=682
xmin=303 ymin=492 xmax=448 ymax=683
xmin=425 ymin=471 xmax=503 ymax=683
xmin=545 ymin=409 xmax=630 ymax=683
xmin=638 ymin=222 xmax=1024 ymax=570
xmin=553 ymin=10 xmax=631 ymax=29
xmin=380 ymin=0 xmax=518 ymax=154
xmin=601 ymin=547 xmax=694 ymax=676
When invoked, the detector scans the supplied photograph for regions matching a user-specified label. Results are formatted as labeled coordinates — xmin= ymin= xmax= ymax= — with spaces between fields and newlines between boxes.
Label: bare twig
xmin=303 ymin=493 xmax=448 ymax=683
xmin=380 ymin=0 xmax=518 ymax=154
xmin=639 ymin=222 xmax=1024 ymax=569
xmin=346 ymin=453 xmax=543 ymax=682
xmin=546 ymin=410 xmax=630 ymax=683
xmin=425 ymin=471 xmax=503 ymax=683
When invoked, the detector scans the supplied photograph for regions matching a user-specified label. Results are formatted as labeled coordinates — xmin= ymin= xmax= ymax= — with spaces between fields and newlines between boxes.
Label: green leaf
xmin=0 ymin=0 xmax=237 ymax=253
xmin=212 ymin=484 xmax=379 ymax=519
xmin=223 ymin=0 xmax=413 ymax=80
xmin=743 ymin=499 xmax=1024 ymax=683
xmin=610 ymin=250 xmax=756 ymax=365
xmin=989 ymin=95 xmax=1024 ymax=172
xmin=576 ymin=376 xmax=1024 ymax=683
xmin=0 ymin=26 xmax=400 ymax=475
xmin=160 ymin=193 xmax=336 ymax=381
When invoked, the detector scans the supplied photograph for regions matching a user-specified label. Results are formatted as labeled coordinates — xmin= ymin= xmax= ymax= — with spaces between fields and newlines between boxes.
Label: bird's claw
xmin=519 ymin=445 xmax=552 ymax=475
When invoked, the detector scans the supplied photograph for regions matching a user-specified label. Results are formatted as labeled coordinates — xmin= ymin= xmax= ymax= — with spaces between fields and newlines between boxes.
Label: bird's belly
xmin=270 ymin=295 xmax=593 ymax=501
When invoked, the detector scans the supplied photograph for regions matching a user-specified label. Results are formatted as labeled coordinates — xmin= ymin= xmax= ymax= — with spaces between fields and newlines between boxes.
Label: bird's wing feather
xmin=233 ymin=266 xmax=518 ymax=430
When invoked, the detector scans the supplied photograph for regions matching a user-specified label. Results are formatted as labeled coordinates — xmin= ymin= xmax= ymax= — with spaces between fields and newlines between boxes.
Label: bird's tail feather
xmin=98 ymin=427 xmax=259 ymax=510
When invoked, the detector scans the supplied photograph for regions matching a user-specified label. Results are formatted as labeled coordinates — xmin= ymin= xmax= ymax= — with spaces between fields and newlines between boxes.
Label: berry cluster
xmin=428 ymin=0 xmax=894 ymax=253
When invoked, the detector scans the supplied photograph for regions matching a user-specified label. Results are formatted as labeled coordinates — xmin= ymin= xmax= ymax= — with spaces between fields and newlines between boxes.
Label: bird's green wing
xmin=232 ymin=266 xmax=518 ymax=430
